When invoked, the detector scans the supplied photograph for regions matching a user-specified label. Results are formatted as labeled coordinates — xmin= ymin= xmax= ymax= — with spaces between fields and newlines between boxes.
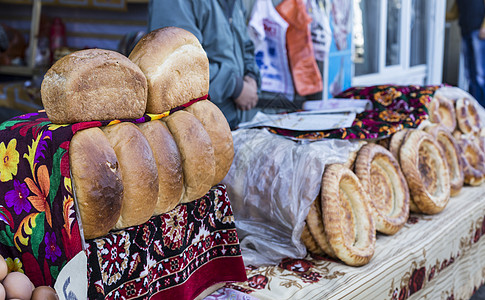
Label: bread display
xmin=424 ymin=124 xmax=464 ymax=196
xmin=102 ymin=122 xmax=159 ymax=229
xmin=399 ymin=129 xmax=450 ymax=214
xmin=184 ymin=100 xmax=234 ymax=184
xmin=321 ymin=164 xmax=376 ymax=266
xmin=69 ymin=127 xmax=123 ymax=240
xmin=129 ymin=27 xmax=210 ymax=113
xmin=164 ymin=110 xmax=216 ymax=203
xmin=138 ymin=120 xmax=184 ymax=214
xmin=428 ymin=95 xmax=457 ymax=132
xmin=41 ymin=49 xmax=147 ymax=124
xmin=354 ymin=143 xmax=409 ymax=235
xmin=456 ymin=97 xmax=481 ymax=135
xmin=455 ymin=137 xmax=485 ymax=186
xmin=36 ymin=26 xmax=236 ymax=241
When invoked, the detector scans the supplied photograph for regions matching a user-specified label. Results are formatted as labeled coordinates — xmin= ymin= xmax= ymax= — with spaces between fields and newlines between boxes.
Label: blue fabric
xmin=148 ymin=0 xmax=260 ymax=129
xmin=462 ymin=30 xmax=485 ymax=107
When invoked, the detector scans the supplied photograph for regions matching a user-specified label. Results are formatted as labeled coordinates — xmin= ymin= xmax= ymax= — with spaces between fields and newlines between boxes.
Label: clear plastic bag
xmin=223 ymin=128 xmax=363 ymax=266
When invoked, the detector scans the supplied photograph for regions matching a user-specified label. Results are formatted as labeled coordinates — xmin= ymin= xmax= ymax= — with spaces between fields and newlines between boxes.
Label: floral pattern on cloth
xmin=0 ymin=95 xmax=218 ymax=287
xmin=265 ymin=85 xmax=441 ymax=140
xmin=227 ymin=254 xmax=344 ymax=293
xmin=228 ymin=208 xmax=485 ymax=300
xmin=86 ymin=185 xmax=246 ymax=300
xmin=391 ymin=214 xmax=485 ymax=300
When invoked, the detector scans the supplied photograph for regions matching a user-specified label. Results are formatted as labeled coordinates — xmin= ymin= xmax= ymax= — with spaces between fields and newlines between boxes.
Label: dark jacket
xmin=456 ymin=0 xmax=485 ymax=35
xmin=148 ymin=0 xmax=260 ymax=128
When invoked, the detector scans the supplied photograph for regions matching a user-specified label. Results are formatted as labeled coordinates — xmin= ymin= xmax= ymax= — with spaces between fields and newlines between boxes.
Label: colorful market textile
xmin=227 ymin=185 xmax=485 ymax=299
xmin=266 ymin=85 xmax=441 ymax=140
xmin=0 ymin=94 xmax=244 ymax=290
xmin=87 ymin=184 xmax=246 ymax=299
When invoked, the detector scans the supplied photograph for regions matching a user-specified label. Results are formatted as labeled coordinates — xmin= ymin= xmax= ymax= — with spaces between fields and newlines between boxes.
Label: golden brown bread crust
xmin=184 ymin=100 xmax=234 ymax=185
xmin=456 ymin=97 xmax=481 ymax=135
xmin=427 ymin=94 xmax=441 ymax=124
xmin=102 ymin=122 xmax=159 ymax=229
xmin=305 ymin=196 xmax=336 ymax=258
xmin=354 ymin=143 xmax=409 ymax=235
xmin=69 ymin=127 xmax=123 ymax=240
xmin=129 ymin=27 xmax=210 ymax=113
xmin=301 ymin=223 xmax=325 ymax=256
xmin=138 ymin=120 xmax=184 ymax=214
xmin=429 ymin=95 xmax=456 ymax=132
xmin=41 ymin=49 xmax=147 ymax=124
xmin=399 ymin=129 xmax=450 ymax=214
xmin=164 ymin=110 xmax=216 ymax=202
xmin=389 ymin=128 xmax=410 ymax=161
xmin=455 ymin=137 xmax=485 ymax=186
xmin=321 ymin=164 xmax=376 ymax=266
xmin=424 ymin=124 xmax=464 ymax=196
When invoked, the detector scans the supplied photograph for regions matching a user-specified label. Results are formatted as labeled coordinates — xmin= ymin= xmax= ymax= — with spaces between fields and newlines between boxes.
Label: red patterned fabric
xmin=87 ymin=185 xmax=247 ymax=299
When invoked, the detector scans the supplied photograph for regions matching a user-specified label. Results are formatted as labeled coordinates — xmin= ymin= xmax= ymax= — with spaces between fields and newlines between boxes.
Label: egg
xmin=32 ymin=286 xmax=59 ymax=300
xmin=0 ymin=255 xmax=7 ymax=281
xmin=0 ymin=283 xmax=5 ymax=300
xmin=2 ymin=272 xmax=33 ymax=300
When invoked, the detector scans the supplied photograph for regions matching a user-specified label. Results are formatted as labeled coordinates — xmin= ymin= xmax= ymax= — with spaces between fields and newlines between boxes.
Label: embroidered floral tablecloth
xmin=0 ymin=95 xmax=247 ymax=298
xmin=228 ymin=185 xmax=485 ymax=299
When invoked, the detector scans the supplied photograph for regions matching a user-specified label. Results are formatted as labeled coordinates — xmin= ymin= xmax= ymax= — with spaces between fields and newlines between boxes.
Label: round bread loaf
xmin=41 ymin=49 xmax=147 ymax=124
xmin=354 ymin=143 xmax=409 ymax=235
xmin=138 ymin=120 xmax=184 ymax=214
xmin=427 ymin=95 xmax=441 ymax=124
xmin=399 ymin=129 xmax=450 ymax=214
xmin=388 ymin=128 xmax=410 ymax=161
xmin=456 ymin=137 xmax=485 ymax=186
xmin=305 ymin=196 xmax=336 ymax=258
xmin=429 ymin=95 xmax=456 ymax=132
xmin=424 ymin=124 xmax=464 ymax=196
xmin=69 ymin=127 xmax=123 ymax=240
xmin=129 ymin=27 xmax=210 ymax=113
xmin=456 ymin=97 xmax=481 ymax=135
xmin=321 ymin=164 xmax=376 ymax=266
xmin=102 ymin=122 xmax=159 ymax=229
xmin=184 ymin=100 xmax=234 ymax=185
xmin=164 ymin=110 xmax=216 ymax=203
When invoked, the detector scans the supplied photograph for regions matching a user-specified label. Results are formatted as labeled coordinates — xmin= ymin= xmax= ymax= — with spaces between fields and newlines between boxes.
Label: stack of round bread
xmin=41 ymin=27 xmax=234 ymax=240
xmin=353 ymin=143 xmax=410 ymax=235
xmin=428 ymin=95 xmax=485 ymax=187
xmin=301 ymin=92 xmax=485 ymax=266
xmin=424 ymin=124 xmax=464 ymax=196
xmin=303 ymin=163 xmax=376 ymax=266
xmin=386 ymin=128 xmax=451 ymax=214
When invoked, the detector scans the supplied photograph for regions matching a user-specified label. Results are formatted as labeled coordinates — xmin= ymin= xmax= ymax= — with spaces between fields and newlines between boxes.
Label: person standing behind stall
xmin=447 ymin=0 xmax=485 ymax=107
xmin=148 ymin=0 xmax=260 ymax=129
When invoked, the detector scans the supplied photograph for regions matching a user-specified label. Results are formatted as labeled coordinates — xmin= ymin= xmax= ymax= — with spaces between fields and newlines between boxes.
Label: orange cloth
xmin=276 ymin=0 xmax=323 ymax=96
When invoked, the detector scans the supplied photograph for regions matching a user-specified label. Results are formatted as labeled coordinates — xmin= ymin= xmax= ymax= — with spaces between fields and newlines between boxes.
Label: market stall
xmin=217 ymin=85 xmax=485 ymax=300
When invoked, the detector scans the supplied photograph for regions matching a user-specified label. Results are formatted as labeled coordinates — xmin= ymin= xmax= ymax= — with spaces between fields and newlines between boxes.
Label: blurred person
xmin=447 ymin=0 xmax=485 ymax=107
xmin=148 ymin=0 xmax=260 ymax=129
